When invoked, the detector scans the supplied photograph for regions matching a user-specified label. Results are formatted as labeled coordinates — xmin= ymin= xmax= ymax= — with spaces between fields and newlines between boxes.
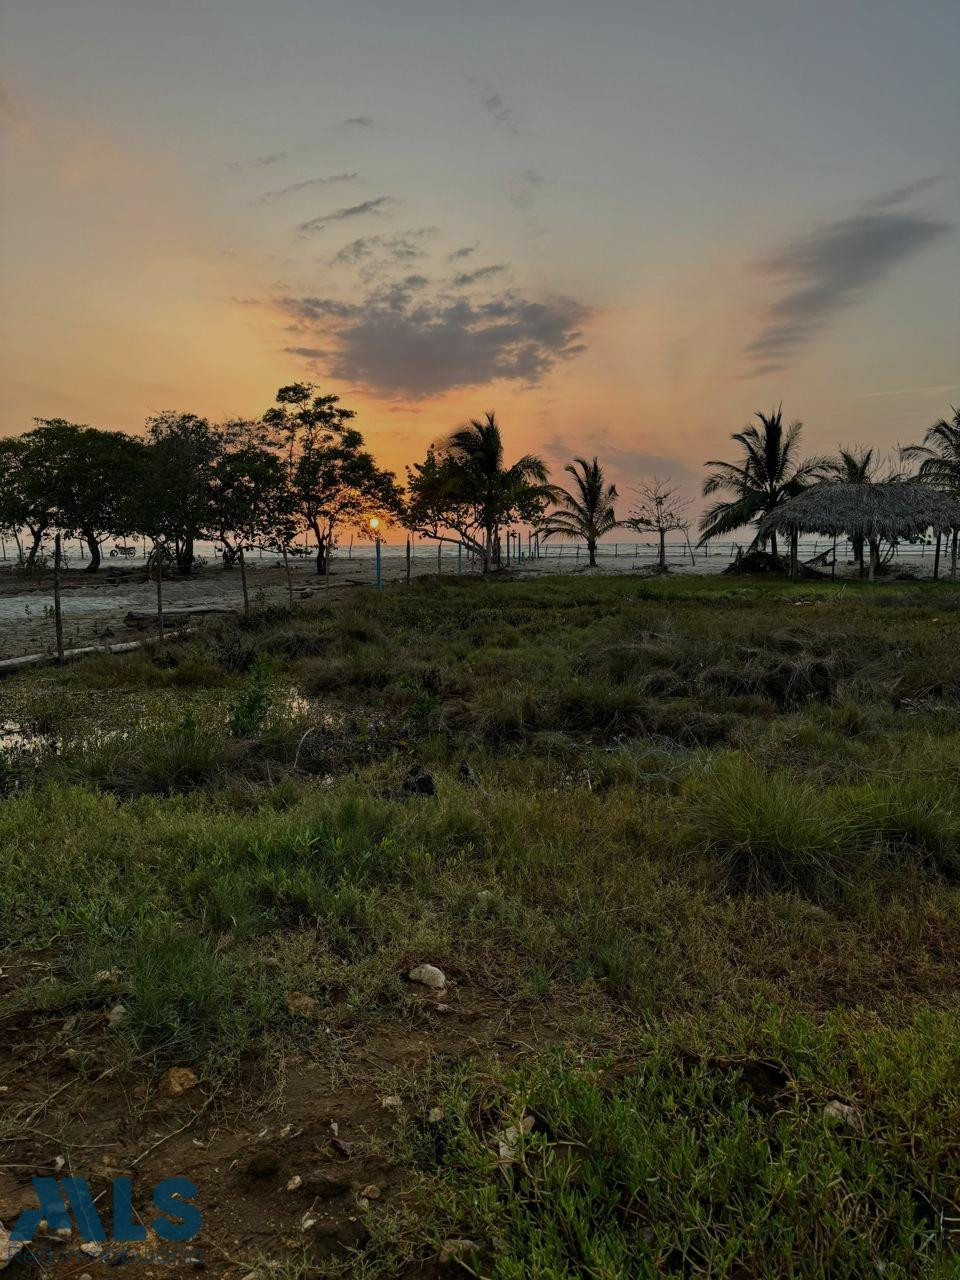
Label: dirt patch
xmin=0 ymin=955 xmax=571 ymax=1277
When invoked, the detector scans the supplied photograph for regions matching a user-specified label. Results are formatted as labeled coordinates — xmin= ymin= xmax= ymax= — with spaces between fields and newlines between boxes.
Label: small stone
xmin=823 ymin=1099 xmax=863 ymax=1130
xmin=300 ymin=1214 xmax=316 ymax=1231
xmin=428 ymin=1107 xmax=444 ymax=1124
xmin=439 ymin=1238 xmax=478 ymax=1265
xmin=476 ymin=890 xmax=494 ymax=907
xmin=380 ymin=1095 xmax=402 ymax=1110
xmin=401 ymin=764 xmax=437 ymax=796
xmin=159 ymin=1066 xmax=199 ymax=1098
xmin=284 ymin=992 xmax=319 ymax=1018
xmin=94 ymin=968 xmax=121 ymax=984
xmin=106 ymin=1003 xmax=129 ymax=1029
xmin=358 ymin=1183 xmax=381 ymax=1200
xmin=303 ymin=1171 xmax=350 ymax=1199
xmin=286 ymin=1174 xmax=303 ymax=1192
xmin=80 ymin=1242 xmax=103 ymax=1257
xmin=53 ymin=1156 xmax=65 ymax=1172
xmin=61 ymin=1014 xmax=78 ymax=1033
xmin=331 ymin=1137 xmax=354 ymax=1158
xmin=408 ymin=963 xmax=446 ymax=990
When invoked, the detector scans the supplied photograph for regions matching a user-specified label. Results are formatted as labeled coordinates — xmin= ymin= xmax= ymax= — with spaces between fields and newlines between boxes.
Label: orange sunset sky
xmin=1 ymin=0 xmax=958 ymax=508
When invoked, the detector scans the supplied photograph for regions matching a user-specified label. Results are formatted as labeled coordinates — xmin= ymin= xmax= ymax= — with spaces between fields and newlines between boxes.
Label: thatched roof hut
xmin=758 ymin=481 xmax=960 ymax=579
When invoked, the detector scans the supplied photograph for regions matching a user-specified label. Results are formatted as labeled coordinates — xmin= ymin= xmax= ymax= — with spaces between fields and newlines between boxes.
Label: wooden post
xmin=239 ymin=545 xmax=250 ymax=614
xmin=282 ymin=544 xmax=293 ymax=608
xmin=458 ymin=541 xmax=462 ymax=574
xmin=156 ymin=548 xmax=165 ymax=647
xmin=831 ymin=535 xmax=837 ymax=581
xmin=437 ymin=542 xmax=442 ymax=580
xmin=933 ymin=532 xmax=941 ymax=581
xmin=405 ymin=536 xmax=411 ymax=585
xmin=53 ymin=532 xmax=65 ymax=663
xmin=952 ymin=528 xmax=958 ymax=581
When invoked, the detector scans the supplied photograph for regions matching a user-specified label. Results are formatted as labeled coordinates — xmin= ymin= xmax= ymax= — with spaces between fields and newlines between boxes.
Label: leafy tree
xmin=903 ymin=405 xmax=960 ymax=579
xmin=142 ymin=412 xmax=223 ymax=574
xmin=209 ymin=429 xmax=291 ymax=612
xmin=626 ymin=478 xmax=692 ymax=570
xmin=698 ymin=406 xmax=826 ymax=556
xmin=0 ymin=420 xmax=141 ymax=570
xmin=263 ymin=384 xmax=399 ymax=574
xmin=541 ymin=456 xmax=618 ymax=567
xmin=405 ymin=413 xmax=553 ymax=573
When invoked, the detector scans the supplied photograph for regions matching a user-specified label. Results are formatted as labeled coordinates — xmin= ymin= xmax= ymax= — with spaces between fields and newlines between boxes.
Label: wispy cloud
xmin=277 ymin=283 xmax=589 ymax=398
xmin=473 ymin=79 xmax=519 ymax=134
xmin=448 ymin=244 xmax=477 ymax=261
xmin=331 ymin=228 xmax=436 ymax=266
xmin=860 ymin=383 xmax=957 ymax=399
xmin=343 ymin=115 xmax=374 ymax=129
xmin=298 ymin=196 xmax=399 ymax=236
xmin=451 ymin=264 xmax=507 ymax=288
xmin=252 ymin=172 xmax=358 ymax=206
xmin=507 ymin=168 xmax=546 ymax=211
xmin=229 ymin=150 xmax=287 ymax=171
xmin=746 ymin=185 xmax=952 ymax=374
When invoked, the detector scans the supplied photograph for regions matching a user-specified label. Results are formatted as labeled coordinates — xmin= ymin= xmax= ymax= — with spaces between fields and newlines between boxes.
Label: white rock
xmin=106 ymin=1003 xmax=129 ymax=1029
xmin=428 ymin=1107 xmax=445 ymax=1124
xmin=476 ymin=891 xmax=494 ymax=906
xmin=300 ymin=1214 xmax=316 ymax=1231
xmin=408 ymin=964 xmax=446 ymax=990
xmin=823 ymin=1099 xmax=862 ymax=1129
xmin=497 ymin=1113 xmax=535 ymax=1162
xmin=380 ymin=1095 xmax=402 ymax=1109
xmin=286 ymin=1175 xmax=303 ymax=1192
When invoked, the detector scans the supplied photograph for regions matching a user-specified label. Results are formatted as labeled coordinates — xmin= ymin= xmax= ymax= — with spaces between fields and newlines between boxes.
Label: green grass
xmin=1 ymin=571 xmax=958 ymax=1275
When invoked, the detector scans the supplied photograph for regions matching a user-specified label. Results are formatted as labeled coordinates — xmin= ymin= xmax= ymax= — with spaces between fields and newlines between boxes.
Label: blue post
xmin=375 ymin=537 xmax=382 ymax=592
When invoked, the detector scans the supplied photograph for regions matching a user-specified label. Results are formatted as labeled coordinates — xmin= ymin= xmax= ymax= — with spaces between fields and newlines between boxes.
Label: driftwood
xmin=124 ymin=604 xmax=236 ymax=623
xmin=0 ymin=630 xmax=196 ymax=677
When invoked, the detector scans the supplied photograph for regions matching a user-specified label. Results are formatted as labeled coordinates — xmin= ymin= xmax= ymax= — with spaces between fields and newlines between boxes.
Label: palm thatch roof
xmin=759 ymin=481 xmax=960 ymax=541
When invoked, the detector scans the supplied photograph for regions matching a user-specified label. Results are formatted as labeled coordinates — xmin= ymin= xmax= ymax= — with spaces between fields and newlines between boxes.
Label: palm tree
xmin=698 ymin=406 xmax=826 ymax=557
xmin=903 ymin=406 xmax=960 ymax=580
xmin=541 ymin=457 xmax=618 ymax=567
xmin=824 ymin=446 xmax=876 ymax=575
xmin=441 ymin=413 xmax=554 ymax=572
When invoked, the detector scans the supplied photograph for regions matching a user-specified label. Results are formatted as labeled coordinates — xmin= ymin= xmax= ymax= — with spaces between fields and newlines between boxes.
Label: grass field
xmin=1 ymin=572 xmax=958 ymax=1277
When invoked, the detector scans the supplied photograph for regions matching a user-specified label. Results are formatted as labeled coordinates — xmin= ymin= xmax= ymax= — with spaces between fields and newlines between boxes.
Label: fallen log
xmin=124 ymin=604 xmax=237 ymax=623
xmin=0 ymin=630 xmax=196 ymax=677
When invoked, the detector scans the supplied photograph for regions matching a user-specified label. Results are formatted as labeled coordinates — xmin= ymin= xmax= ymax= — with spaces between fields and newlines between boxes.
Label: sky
xmin=1 ymin=0 xmax=958 ymax=511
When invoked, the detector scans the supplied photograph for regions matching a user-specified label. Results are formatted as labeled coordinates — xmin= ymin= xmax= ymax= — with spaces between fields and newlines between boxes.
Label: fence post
xmin=156 ymin=549 xmax=165 ymax=647
xmin=406 ymin=536 xmax=411 ymax=585
xmin=53 ymin=532 xmax=65 ymax=662
xmin=458 ymin=542 xmax=462 ymax=574
xmin=437 ymin=542 xmax=442 ymax=580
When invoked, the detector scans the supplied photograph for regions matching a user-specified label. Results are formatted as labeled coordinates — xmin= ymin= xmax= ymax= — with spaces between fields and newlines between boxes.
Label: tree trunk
xmin=176 ymin=535 xmax=195 ymax=575
xmin=933 ymin=532 xmax=941 ymax=581
xmin=769 ymin=530 xmax=778 ymax=560
xmin=25 ymin=525 xmax=44 ymax=569
xmin=588 ymin=537 xmax=597 ymax=567
xmin=156 ymin=551 xmax=165 ymax=646
xmin=313 ymin=526 xmax=327 ymax=575
xmin=282 ymin=544 xmax=293 ymax=608
xmin=238 ymin=545 xmax=250 ymax=614
xmin=82 ymin=528 xmax=101 ymax=573
xmin=868 ymin=538 xmax=879 ymax=581
xmin=658 ymin=529 xmax=666 ymax=570
xmin=952 ymin=528 xmax=958 ymax=581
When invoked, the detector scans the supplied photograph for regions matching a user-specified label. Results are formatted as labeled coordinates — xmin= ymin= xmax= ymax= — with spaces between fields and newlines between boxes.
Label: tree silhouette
xmin=541 ymin=456 xmax=618 ymax=567
xmin=698 ymin=406 xmax=825 ymax=556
